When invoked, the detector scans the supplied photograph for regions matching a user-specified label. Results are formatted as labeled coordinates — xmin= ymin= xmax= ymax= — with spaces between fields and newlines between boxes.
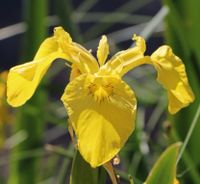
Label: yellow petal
xmin=54 ymin=26 xmax=72 ymax=47
xmin=35 ymin=28 xmax=72 ymax=60
xmin=34 ymin=38 xmax=60 ymax=59
xmin=97 ymin=35 xmax=109 ymax=66
xmin=6 ymin=26 xmax=98 ymax=107
xmin=6 ymin=27 xmax=74 ymax=107
xmin=132 ymin=34 xmax=146 ymax=53
xmin=69 ymin=64 xmax=82 ymax=81
xmin=151 ymin=46 xmax=195 ymax=114
xmin=100 ymin=35 xmax=150 ymax=76
xmin=174 ymin=178 xmax=180 ymax=184
xmin=61 ymin=74 xmax=136 ymax=167
xmin=7 ymin=52 xmax=67 ymax=107
xmin=54 ymin=27 xmax=99 ymax=74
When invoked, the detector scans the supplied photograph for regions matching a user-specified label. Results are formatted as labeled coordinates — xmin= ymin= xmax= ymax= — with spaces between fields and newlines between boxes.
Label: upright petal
xmin=151 ymin=46 xmax=195 ymax=114
xmin=66 ymin=43 xmax=99 ymax=73
xmin=61 ymin=74 xmax=136 ymax=167
xmin=97 ymin=35 xmax=109 ymax=66
xmin=54 ymin=27 xmax=99 ymax=74
xmin=100 ymin=35 xmax=150 ymax=76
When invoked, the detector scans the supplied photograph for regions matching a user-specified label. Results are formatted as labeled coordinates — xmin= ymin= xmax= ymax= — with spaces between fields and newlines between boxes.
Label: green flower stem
xmin=21 ymin=0 xmax=47 ymax=61
xmin=70 ymin=150 xmax=99 ymax=184
xmin=129 ymin=175 xmax=135 ymax=184
xmin=165 ymin=1 xmax=200 ymax=183
xmin=146 ymin=95 xmax=166 ymax=133
xmin=116 ymin=169 xmax=142 ymax=184
xmin=8 ymin=0 xmax=48 ymax=184
xmin=45 ymin=144 xmax=74 ymax=158
xmin=57 ymin=158 xmax=71 ymax=184
xmin=177 ymin=104 xmax=200 ymax=164
xmin=181 ymin=150 xmax=200 ymax=184
xmin=171 ymin=126 xmax=200 ymax=184
xmin=8 ymin=93 xmax=48 ymax=184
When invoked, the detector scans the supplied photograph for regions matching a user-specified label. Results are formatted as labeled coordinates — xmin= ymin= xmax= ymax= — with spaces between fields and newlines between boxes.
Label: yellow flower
xmin=0 ymin=71 xmax=9 ymax=124
xmin=0 ymin=71 xmax=10 ymax=147
xmin=6 ymin=27 xmax=194 ymax=167
xmin=151 ymin=46 xmax=194 ymax=114
xmin=174 ymin=178 xmax=180 ymax=184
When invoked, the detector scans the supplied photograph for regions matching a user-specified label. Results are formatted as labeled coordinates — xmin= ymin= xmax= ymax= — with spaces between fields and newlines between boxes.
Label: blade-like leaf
xmin=165 ymin=0 xmax=200 ymax=165
xmin=70 ymin=151 xmax=99 ymax=184
xmin=145 ymin=143 xmax=181 ymax=184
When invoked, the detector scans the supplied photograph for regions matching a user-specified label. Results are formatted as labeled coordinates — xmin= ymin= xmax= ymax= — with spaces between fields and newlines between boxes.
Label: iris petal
xmin=7 ymin=31 xmax=71 ymax=107
xmin=7 ymin=26 xmax=99 ymax=107
xmin=7 ymin=52 xmax=68 ymax=107
xmin=97 ymin=35 xmax=109 ymax=66
xmin=55 ymin=27 xmax=99 ymax=74
xmin=151 ymin=46 xmax=195 ymax=114
xmin=100 ymin=35 xmax=150 ymax=76
xmin=61 ymin=74 xmax=136 ymax=167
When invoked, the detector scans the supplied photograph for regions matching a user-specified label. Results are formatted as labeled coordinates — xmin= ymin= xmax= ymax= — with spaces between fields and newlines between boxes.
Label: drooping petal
xmin=151 ymin=46 xmax=195 ymax=114
xmin=35 ymin=28 xmax=72 ymax=60
xmin=97 ymin=35 xmax=109 ymax=66
xmin=6 ymin=27 xmax=75 ymax=107
xmin=7 ymin=52 xmax=68 ymax=107
xmin=100 ymin=35 xmax=150 ymax=76
xmin=61 ymin=74 xmax=136 ymax=167
xmin=7 ymin=25 xmax=96 ymax=107
xmin=54 ymin=27 xmax=99 ymax=74
xmin=34 ymin=38 xmax=61 ymax=60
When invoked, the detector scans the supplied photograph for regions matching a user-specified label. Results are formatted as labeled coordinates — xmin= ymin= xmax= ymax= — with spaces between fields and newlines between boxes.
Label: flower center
xmin=86 ymin=76 xmax=115 ymax=103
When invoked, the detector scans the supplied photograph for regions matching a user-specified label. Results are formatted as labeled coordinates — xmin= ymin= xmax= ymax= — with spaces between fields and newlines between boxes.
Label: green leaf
xmin=165 ymin=0 xmax=200 ymax=169
xmin=70 ymin=151 xmax=99 ymax=184
xmin=8 ymin=1 xmax=48 ymax=183
xmin=145 ymin=143 xmax=181 ymax=184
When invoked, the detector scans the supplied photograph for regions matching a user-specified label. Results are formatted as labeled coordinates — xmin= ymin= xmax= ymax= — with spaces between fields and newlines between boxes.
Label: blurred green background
xmin=0 ymin=0 xmax=199 ymax=184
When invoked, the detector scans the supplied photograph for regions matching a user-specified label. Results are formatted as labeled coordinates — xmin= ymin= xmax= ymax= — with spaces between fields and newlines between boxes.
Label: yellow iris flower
xmin=0 ymin=71 xmax=10 ymax=147
xmin=6 ymin=27 xmax=194 ymax=167
xmin=174 ymin=178 xmax=180 ymax=184
xmin=0 ymin=71 xmax=9 ymax=124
